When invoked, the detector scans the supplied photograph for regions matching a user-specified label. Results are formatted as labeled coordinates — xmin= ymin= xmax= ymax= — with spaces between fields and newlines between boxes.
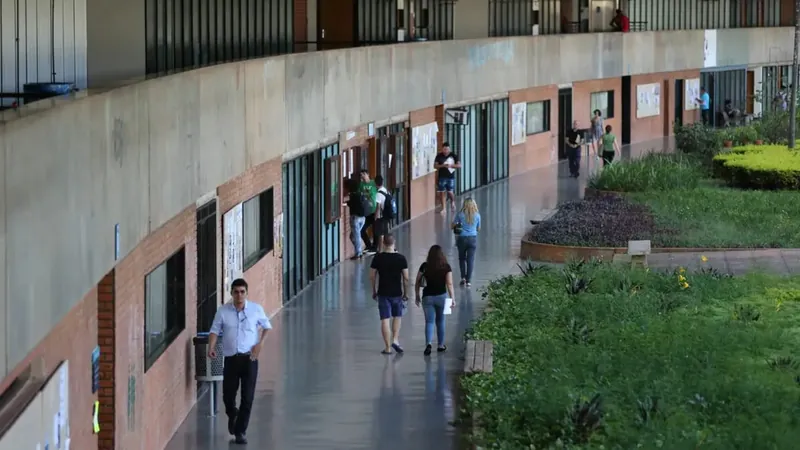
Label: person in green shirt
xmin=359 ymin=170 xmax=379 ymax=253
xmin=601 ymin=125 xmax=620 ymax=167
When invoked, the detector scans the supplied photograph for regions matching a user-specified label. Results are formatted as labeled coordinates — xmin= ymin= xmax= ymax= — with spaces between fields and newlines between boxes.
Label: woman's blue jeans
xmin=422 ymin=294 xmax=448 ymax=346
xmin=456 ymin=235 xmax=478 ymax=282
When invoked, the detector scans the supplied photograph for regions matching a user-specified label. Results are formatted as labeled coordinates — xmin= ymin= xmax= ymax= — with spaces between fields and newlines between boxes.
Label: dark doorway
xmin=674 ymin=79 xmax=685 ymax=127
xmin=375 ymin=123 xmax=411 ymax=225
xmin=621 ymin=76 xmax=632 ymax=145
xmin=318 ymin=0 xmax=356 ymax=50
xmin=196 ymin=200 xmax=217 ymax=334
xmin=557 ymin=87 xmax=573 ymax=160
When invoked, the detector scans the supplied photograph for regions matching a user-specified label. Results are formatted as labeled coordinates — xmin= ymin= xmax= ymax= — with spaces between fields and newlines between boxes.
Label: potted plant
xmin=721 ymin=129 xmax=735 ymax=148
xmin=734 ymin=125 xmax=758 ymax=146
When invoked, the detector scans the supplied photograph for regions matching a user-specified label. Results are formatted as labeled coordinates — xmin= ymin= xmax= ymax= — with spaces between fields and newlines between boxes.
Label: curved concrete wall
xmin=0 ymin=27 xmax=793 ymax=376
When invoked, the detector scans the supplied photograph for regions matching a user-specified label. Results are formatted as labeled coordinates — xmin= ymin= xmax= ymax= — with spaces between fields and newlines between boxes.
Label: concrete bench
xmin=464 ymin=340 xmax=494 ymax=374
xmin=530 ymin=208 xmax=558 ymax=225
xmin=614 ymin=240 xmax=651 ymax=267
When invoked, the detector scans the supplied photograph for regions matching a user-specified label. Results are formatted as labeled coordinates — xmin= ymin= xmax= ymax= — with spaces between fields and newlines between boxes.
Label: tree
xmin=790 ymin=0 xmax=800 ymax=148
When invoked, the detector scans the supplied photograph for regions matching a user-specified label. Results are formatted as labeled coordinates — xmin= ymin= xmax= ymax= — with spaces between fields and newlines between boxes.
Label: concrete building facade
xmin=0 ymin=10 xmax=795 ymax=450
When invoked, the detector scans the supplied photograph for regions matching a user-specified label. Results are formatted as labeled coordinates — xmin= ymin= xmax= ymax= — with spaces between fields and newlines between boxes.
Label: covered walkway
xmin=165 ymin=143 xmax=660 ymax=450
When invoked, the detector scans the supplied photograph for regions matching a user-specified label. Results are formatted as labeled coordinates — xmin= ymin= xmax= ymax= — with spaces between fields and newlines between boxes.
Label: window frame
xmin=590 ymin=90 xmax=615 ymax=119
xmin=525 ymin=100 xmax=551 ymax=135
xmin=324 ymin=155 xmax=342 ymax=224
xmin=144 ymin=247 xmax=186 ymax=371
xmin=243 ymin=187 xmax=275 ymax=270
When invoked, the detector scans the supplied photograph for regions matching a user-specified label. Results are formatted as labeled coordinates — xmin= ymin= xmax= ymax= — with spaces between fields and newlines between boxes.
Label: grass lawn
xmin=627 ymin=185 xmax=800 ymax=248
xmin=463 ymin=263 xmax=800 ymax=449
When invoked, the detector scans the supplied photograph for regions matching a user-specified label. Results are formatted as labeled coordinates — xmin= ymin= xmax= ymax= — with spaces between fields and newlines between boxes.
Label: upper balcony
xmin=0 ymin=0 xmax=793 ymax=110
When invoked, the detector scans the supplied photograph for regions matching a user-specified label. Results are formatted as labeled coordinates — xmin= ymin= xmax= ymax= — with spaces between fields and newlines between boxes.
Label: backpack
xmin=359 ymin=191 xmax=374 ymax=216
xmin=348 ymin=191 xmax=365 ymax=216
xmin=380 ymin=188 xmax=397 ymax=220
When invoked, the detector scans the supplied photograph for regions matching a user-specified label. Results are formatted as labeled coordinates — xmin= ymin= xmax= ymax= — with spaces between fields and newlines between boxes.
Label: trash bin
xmin=193 ymin=332 xmax=224 ymax=416
xmin=22 ymin=83 xmax=77 ymax=105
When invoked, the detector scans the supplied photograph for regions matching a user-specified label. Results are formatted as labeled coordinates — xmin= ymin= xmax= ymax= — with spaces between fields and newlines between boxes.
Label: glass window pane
xmin=145 ymin=263 xmax=167 ymax=355
xmin=243 ymin=196 xmax=261 ymax=262
xmin=526 ymin=101 xmax=545 ymax=134
xmin=591 ymin=92 xmax=609 ymax=118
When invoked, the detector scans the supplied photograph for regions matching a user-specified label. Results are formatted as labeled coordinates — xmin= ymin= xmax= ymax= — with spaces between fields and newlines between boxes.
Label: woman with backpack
xmin=451 ymin=197 xmax=481 ymax=287
xmin=415 ymin=245 xmax=456 ymax=355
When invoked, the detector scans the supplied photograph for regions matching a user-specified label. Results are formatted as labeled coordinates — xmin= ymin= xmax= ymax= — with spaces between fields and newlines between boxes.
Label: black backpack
xmin=380 ymin=188 xmax=397 ymax=220
xmin=360 ymin=191 xmax=374 ymax=216
xmin=348 ymin=192 xmax=365 ymax=216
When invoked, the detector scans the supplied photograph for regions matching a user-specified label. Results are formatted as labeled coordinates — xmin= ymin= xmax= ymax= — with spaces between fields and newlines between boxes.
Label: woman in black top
xmin=415 ymin=245 xmax=456 ymax=355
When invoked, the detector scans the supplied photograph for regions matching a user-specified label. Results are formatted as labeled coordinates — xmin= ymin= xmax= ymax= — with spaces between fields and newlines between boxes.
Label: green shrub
xmin=753 ymin=111 xmax=792 ymax=144
xmin=587 ymin=152 xmax=703 ymax=192
xmin=674 ymin=122 xmax=722 ymax=157
xmin=463 ymin=264 xmax=800 ymax=449
xmin=732 ymin=124 xmax=759 ymax=145
xmin=713 ymin=144 xmax=800 ymax=189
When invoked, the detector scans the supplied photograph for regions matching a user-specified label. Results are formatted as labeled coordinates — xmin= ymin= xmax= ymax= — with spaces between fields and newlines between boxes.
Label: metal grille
xmin=145 ymin=0 xmax=294 ymax=75
xmin=762 ymin=65 xmax=792 ymax=113
xmin=195 ymin=339 xmax=225 ymax=381
xmin=701 ymin=68 xmax=748 ymax=127
xmin=625 ymin=0 xmax=781 ymax=31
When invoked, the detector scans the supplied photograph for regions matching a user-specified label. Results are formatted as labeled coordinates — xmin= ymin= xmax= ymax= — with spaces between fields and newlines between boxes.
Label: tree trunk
xmin=789 ymin=0 xmax=800 ymax=148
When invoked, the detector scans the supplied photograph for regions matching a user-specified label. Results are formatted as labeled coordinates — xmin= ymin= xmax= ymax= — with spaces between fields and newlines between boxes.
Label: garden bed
xmin=525 ymin=150 xmax=800 ymax=252
xmin=462 ymin=262 xmax=800 ymax=449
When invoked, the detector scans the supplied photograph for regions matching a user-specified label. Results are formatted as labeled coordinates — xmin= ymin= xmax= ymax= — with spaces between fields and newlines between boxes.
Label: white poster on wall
xmin=411 ymin=122 xmax=439 ymax=179
xmin=223 ymin=204 xmax=243 ymax=303
xmin=511 ymin=102 xmax=527 ymax=146
xmin=704 ymin=30 xmax=717 ymax=68
xmin=636 ymin=83 xmax=661 ymax=118
xmin=684 ymin=78 xmax=701 ymax=110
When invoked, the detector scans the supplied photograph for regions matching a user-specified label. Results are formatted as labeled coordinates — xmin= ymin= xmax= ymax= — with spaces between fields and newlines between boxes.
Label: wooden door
xmin=746 ymin=70 xmax=755 ymax=114
xmin=318 ymin=0 xmax=356 ymax=50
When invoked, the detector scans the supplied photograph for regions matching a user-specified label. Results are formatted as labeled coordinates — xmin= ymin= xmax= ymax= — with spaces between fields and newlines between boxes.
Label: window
xmin=145 ymin=247 xmax=186 ymax=370
xmin=243 ymin=188 xmax=275 ymax=269
xmin=591 ymin=90 xmax=615 ymax=118
xmin=324 ymin=156 xmax=342 ymax=223
xmin=526 ymin=100 xmax=551 ymax=135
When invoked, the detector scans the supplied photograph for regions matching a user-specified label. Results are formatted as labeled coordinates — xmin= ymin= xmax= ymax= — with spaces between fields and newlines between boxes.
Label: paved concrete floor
xmin=648 ymin=249 xmax=800 ymax=275
xmin=165 ymin=143 xmax=661 ymax=450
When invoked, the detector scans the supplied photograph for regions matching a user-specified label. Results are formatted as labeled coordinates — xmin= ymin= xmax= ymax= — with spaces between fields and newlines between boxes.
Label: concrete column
xmin=85 ymin=0 xmax=146 ymax=88
xmin=453 ymin=0 xmax=489 ymax=40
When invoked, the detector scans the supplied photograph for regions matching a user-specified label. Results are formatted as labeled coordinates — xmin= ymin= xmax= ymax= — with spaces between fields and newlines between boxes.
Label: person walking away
xmin=433 ymin=142 xmax=461 ymax=213
xmin=451 ymin=197 xmax=481 ymax=287
xmin=358 ymin=170 xmax=379 ymax=254
xmin=370 ymin=234 xmax=409 ymax=354
xmin=601 ymin=125 xmax=620 ymax=166
xmin=346 ymin=176 xmax=368 ymax=260
xmin=374 ymin=175 xmax=397 ymax=252
xmin=415 ymin=245 xmax=456 ymax=355
xmin=590 ymin=109 xmax=604 ymax=156
xmin=566 ymin=121 xmax=583 ymax=177
xmin=207 ymin=278 xmax=272 ymax=445
xmin=696 ymin=87 xmax=711 ymax=125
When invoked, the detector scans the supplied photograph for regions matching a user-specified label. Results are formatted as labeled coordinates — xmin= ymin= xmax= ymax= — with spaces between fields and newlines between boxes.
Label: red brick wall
xmin=508 ymin=85 xmax=559 ymax=175
xmin=629 ymin=70 xmax=699 ymax=144
xmin=114 ymin=205 xmax=197 ymax=450
xmin=97 ymin=270 xmax=116 ymax=450
xmin=0 ymin=288 xmax=98 ymax=450
xmin=218 ymin=156 xmax=284 ymax=316
xmin=573 ymin=77 xmax=623 ymax=142
xmin=409 ymin=106 xmax=439 ymax=219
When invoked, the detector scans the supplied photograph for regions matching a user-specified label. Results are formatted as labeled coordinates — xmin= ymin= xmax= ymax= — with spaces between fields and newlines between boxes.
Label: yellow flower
xmin=678 ymin=275 xmax=686 ymax=282
xmin=681 ymin=282 xmax=689 ymax=289
xmin=679 ymin=267 xmax=686 ymax=273
xmin=700 ymin=255 xmax=708 ymax=263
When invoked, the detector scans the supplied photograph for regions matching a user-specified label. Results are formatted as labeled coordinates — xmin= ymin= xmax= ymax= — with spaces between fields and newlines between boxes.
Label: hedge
xmin=712 ymin=144 xmax=800 ymax=190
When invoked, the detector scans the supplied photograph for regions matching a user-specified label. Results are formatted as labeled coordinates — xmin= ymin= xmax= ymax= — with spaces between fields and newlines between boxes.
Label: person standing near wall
xmin=433 ymin=143 xmax=461 ymax=213
xmin=347 ymin=176 xmax=368 ymax=260
xmin=590 ymin=109 xmax=604 ymax=156
xmin=374 ymin=175 xmax=395 ymax=252
xmin=565 ymin=120 xmax=583 ymax=178
xmin=207 ymin=278 xmax=272 ymax=445
xmin=696 ymin=87 xmax=711 ymax=125
xmin=358 ymin=170 xmax=379 ymax=254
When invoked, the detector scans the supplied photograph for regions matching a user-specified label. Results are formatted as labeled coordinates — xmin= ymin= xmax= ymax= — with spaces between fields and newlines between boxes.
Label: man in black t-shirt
xmin=433 ymin=142 xmax=461 ymax=213
xmin=370 ymin=235 xmax=409 ymax=354
xmin=565 ymin=120 xmax=583 ymax=178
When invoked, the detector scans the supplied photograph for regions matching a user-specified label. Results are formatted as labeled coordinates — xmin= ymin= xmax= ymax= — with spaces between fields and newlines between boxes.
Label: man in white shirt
xmin=208 ymin=278 xmax=272 ymax=444
xmin=373 ymin=175 xmax=390 ymax=252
